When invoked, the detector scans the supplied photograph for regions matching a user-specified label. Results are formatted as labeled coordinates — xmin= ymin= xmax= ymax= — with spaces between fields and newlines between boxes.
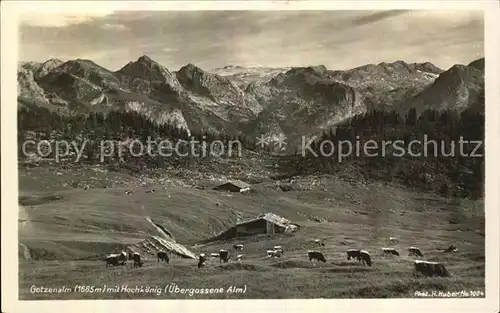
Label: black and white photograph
xmin=2 ymin=1 xmax=499 ymax=311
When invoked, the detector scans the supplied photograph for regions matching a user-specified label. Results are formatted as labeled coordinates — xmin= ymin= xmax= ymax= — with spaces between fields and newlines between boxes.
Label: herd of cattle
xmin=105 ymin=250 xmax=170 ymax=268
xmin=303 ymin=238 xmax=457 ymax=277
xmin=104 ymin=237 xmax=459 ymax=278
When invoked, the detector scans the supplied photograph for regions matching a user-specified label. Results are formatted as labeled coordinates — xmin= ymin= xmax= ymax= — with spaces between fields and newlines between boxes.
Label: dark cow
xmin=198 ymin=253 xmax=207 ymax=268
xmin=219 ymin=249 xmax=230 ymax=263
xmin=382 ymin=248 xmax=400 ymax=256
xmin=157 ymin=251 xmax=170 ymax=264
xmin=408 ymin=246 xmax=424 ymax=257
xmin=434 ymin=263 xmax=450 ymax=277
xmin=233 ymin=244 xmax=243 ymax=251
xmin=359 ymin=250 xmax=372 ymax=266
xmin=308 ymin=251 xmax=326 ymax=262
xmin=443 ymin=245 xmax=458 ymax=253
xmin=114 ymin=251 xmax=127 ymax=265
xmin=347 ymin=249 xmax=362 ymax=261
xmin=105 ymin=255 xmax=119 ymax=267
xmin=413 ymin=260 xmax=450 ymax=277
xmin=132 ymin=253 xmax=143 ymax=268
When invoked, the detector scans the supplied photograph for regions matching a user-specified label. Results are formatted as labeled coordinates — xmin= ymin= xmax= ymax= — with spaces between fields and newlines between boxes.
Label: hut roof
xmin=227 ymin=180 xmax=250 ymax=189
xmin=199 ymin=212 xmax=299 ymax=244
xmin=217 ymin=180 xmax=251 ymax=189
xmin=236 ymin=212 xmax=292 ymax=228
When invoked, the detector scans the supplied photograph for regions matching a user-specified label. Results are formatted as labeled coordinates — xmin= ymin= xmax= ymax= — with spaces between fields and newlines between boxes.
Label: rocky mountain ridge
xmin=18 ymin=55 xmax=485 ymax=146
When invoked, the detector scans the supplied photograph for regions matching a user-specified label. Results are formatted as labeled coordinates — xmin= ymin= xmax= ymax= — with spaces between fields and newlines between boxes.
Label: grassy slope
xmin=18 ymin=163 xmax=485 ymax=299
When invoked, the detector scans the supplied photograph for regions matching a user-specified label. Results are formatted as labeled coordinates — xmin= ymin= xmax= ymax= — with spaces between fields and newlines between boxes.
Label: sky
xmin=18 ymin=10 xmax=484 ymax=71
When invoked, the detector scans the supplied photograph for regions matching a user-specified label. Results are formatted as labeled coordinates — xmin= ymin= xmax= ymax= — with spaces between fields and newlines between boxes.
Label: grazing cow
xmin=273 ymin=246 xmax=284 ymax=255
xmin=233 ymin=244 xmax=244 ymax=251
xmin=266 ymin=249 xmax=281 ymax=258
xmin=408 ymin=246 xmax=424 ymax=257
xmin=157 ymin=251 xmax=170 ymax=264
xmin=236 ymin=254 xmax=243 ymax=261
xmin=219 ymin=249 xmax=230 ymax=263
xmin=210 ymin=253 xmax=219 ymax=258
xmin=308 ymin=251 xmax=326 ymax=262
xmin=146 ymin=189 xmax=155 ymax=194
xmin=346 ymin=249 xmax=362 ymax=261
xmin=359 ymin=250 xmax=372 ymax=267
xmin=382 ymin=248 xmax=400 ymax=256
xmin=125 ymin=191 xmax=132 ymax=195
xmin=314 ymin=239 xmax=325 ymax=246
xmin=269 ymin=249 xmax=283 ymax=258
xmin=389 ymin=237 xmax=399 ymax=244
xmin=198 ymin=253 xmax=207 ymax=268
xmin=434 ymin=263 xmax=450 ymax=277
xmin=443 ymin=245 xmax=458 ymax=253
xmin=105 ymin=255 xmax=119 ymax=267
xmin=132 ymin=253 xmax=143 ymax=268
xmin=115 ymin=251 xmax=127 ymax=265
xmin=413 ymin=260 xmax=450 ymax=277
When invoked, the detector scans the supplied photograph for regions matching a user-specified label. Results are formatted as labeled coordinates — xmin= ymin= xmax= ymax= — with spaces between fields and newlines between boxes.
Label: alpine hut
xmin=200 ymin=213 xmax=300 ymax=243
xmin=214 ymin=180 xmax=251 ymax=193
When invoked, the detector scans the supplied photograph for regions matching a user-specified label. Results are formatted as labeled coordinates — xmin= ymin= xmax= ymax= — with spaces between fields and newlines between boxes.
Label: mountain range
xmin=18 ymin=55 xmax=485 ymax=147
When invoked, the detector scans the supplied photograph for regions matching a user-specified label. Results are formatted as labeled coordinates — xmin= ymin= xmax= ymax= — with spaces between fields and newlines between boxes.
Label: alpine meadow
xmin=15 ymin=9 xmax=487 ymax=300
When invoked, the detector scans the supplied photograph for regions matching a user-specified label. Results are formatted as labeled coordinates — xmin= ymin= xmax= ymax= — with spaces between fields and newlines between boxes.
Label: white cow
xmin=273 ymin=245 xmax=284 ymax=255
xmin=314 ymin=239 xmax=325 ymax=246
xmin=266 ymin=249 xmax=282 ymax=258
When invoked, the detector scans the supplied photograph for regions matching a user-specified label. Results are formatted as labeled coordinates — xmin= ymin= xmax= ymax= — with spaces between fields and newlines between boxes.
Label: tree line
xmin=17 ymin=107 xmax=258 ymax=168
xmin=288 ymin=106 xmax=484 ymax=199
xmin=18 ymin=104 xmax=484 ymax=199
